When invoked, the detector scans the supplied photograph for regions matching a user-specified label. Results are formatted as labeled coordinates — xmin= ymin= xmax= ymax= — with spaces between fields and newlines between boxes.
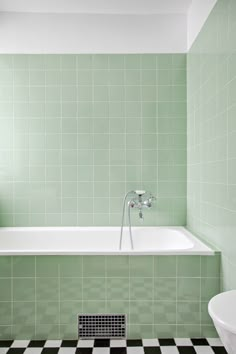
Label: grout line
xmin=44 ymin=57 xmax=46 ymax=226
xmin=60 ymin=56 xmax=63 ymax=226
xmin=108 ymin=56 xmax=111 ymax=226
xmin=76 ymin=55 xmax=79 ymax=227
xmin=35 ymin=256 xmax=37 ymax=338
xmin=58 ymin=262 xmax=61 ymax=338
xmin=140 ymin=56 xmax=143 ymax=189
xmin=12 ymin=55 xmax=15 ymax=227
xmin=10 ymin=256 xmax=13 ymax=338
xmin=176 ymin=255 xmax=178 ymax=337
xmin=92 ymin=56 xmax=95 ymax=226
xmin=200 ymin=256 xmax=202 ymax=336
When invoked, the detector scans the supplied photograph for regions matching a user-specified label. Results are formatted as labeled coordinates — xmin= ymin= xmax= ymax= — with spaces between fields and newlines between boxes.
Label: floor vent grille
xmin=78 ymin=314 xmax=126 ymax=339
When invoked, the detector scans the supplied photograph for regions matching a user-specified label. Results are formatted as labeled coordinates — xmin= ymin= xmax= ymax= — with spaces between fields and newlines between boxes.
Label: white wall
xmin=187 ymin=0 xmax=217 ymax=50
xmin=0 ymin=12 xmax=187 ymax=53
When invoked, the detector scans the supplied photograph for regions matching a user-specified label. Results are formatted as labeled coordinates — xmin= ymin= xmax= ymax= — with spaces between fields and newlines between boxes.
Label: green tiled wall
xmin=187 ymin=0 xmax=236 ymax=290
xmin=0 ymin=255 xmax=220 ymax=339
xmin=0 ymin=54 xmax=186 ymax=226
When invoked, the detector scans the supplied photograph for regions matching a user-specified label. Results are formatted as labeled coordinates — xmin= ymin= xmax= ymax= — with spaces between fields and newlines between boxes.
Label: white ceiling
xmin=0 ymin=0 xmax=193 ymax=15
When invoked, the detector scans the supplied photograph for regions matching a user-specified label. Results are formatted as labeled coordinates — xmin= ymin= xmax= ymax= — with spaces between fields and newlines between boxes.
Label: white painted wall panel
xmin=0 ymin=12 xmax=187 ymax=53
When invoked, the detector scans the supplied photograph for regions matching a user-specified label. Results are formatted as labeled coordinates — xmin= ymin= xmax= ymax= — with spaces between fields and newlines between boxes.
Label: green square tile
xmin=177 ymin=256 xmax=200 ymax=277
xmin=201 ymin=278 xmax=220 ymax=301
xmin=107 ymin=278 xmax=129 ymax=300
xmin=177 ymin=278 xmax=200 ymax=301
xmin=130 ymin=256 xmax=153 ymax=277
xmin=60 ymin=301 xmax=82 ymax=324
xmin=60 ymin=278 xmax=82 ymax=301
xmin=59 ymin=256 xmax=83 ymax=277
xmin=201 ymin=255 xmax=220 ymax=277
xmin=61 ymin=70 xmax=76 ymax=85
xmin=106 ymin=300 xmax=129 ymax=318
xmin=106 ymin=256 xmax=129 ymax=277
xmin=36 ymin=257 xmax=59 ymax=277
xmin=154 ymin=256 xmax=177 ymax=277
xmin=201 ymin=325 xmax=218 ymax=338
xmin=109 ymin=55 xmax=125 ymax=69
xmin=109 ymin=86 xmax=124 ymax=101
xmin=35 ymin=324 xmax=60 ymax=339
xmin=125 ymin=70 xmax=140 ymax=85
xmin=94 ymin=86 xmax=108 ymax=101
xmin=128 ymin=324 xmax=154 ymax=339
xmin=36 ymin=278 xmax=59 ymax=301
xmin=82 ymin=301 xmax=106 ymax=314
xmin=83 ymin=256 xmax=105 ymax=277
xmin=93 ymin=55 xmax=109 ymax=69
xmin=109 ymin=102 xmax=125 ymax=117
xmin=109 ymin=70 xmax=124 ymax=85
xmin=125 ymin=55 xmax=140 ymax=70
xmin=77 ymin=86 xmax=93 ymax=101
xmin=93 ymin=102 xmax=109 ymax=117
xmin=13 ymin=256 xmax=35 ymax=277
xmin=142 ymin=86 xmax=156 ymax=101
xmin=77 ymin=70 xmax=92 ymax=85
xmin=130 ymin=301 xmax=153 ymax=324
xmin=142 ymin=103 xmax=157 ymax=118
xmin=125 ymin=86 xmax=141 ymax=101
xmin=13 ymin=278 xmax=35 ymax=301
xmin=130 ymin=278 xmax=153 ymax=300
xmin=93 ymin=119 xmax=109 ymax=134
xmin=154 ymin=324 xmax=176 ymax=338
xmin=36 ymin=302 xmax=59 ymax=324
xmin=176 ymin=325 xmax=201 ymax=338
xmin=13 ymin=55 xmax=29 ymax=69
xmin=0 ymin=302 xmax=11 ymax=325
xmin=60 ymin=324 xmax=78 ymax=339
xmin=13 ymin=301 xmax=35 ymax=325
xmin=0 ymin=55 xmax=13 ymax=70
xmin=177 ymin=302 xmax=200 ymax=324
xmin=157 ymin=55 xmax=172 ymax=69
xmin=172 ymin=69 xmax=186 ymax=85
xmin=154 ymin=278 xmax=176 ymax=300
xmin=77 ymin=55 xmax=92 ymax=69
xmin=201 ymin=302 xmax=213 ymax=325
xmin=172 ymin=54 xmax=186 ymax=69
xmin=93 ymin=70 xmax=108 ymax=85
xmin=154 ymin=301 xmax=176 ymax=324
xmin=0 ymin=325 xmax=12 ymax=339
xmin=44 ymin=55 xmax=60 ymax=69
xmin=141 ymin=70 xmax=156 ymax=85
xmin=12 ymin=325 xmax=36 ymax=339
xmin=141 ymin=55 xmax=156 ymax=69
xmin=61 ymin=55 xmax=76 ymax=70
xmin=83 ymin=278 xmax=105 ymax=300
xmin=94 ymin=182 xmax=109 ymax=198
xmin=0 ymin=257 xmax=11 ymax=277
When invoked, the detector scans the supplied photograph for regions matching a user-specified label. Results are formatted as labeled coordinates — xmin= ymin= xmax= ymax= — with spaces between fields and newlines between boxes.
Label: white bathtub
xmin=0 ymin=226 xmax=214 ymax=255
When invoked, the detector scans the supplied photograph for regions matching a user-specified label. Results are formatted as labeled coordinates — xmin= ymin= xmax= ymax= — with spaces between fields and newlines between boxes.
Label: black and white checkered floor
xmin=0 ymin=339 xmax=227 ymax=354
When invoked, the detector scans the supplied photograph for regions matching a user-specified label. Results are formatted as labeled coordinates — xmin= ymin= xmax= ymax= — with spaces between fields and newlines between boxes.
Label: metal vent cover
xmin=78 ymin=314 xmax=126 ymax=339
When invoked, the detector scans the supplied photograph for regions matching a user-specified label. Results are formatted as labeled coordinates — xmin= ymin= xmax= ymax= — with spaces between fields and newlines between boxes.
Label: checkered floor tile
xmin=0 ymin=339 xmax=227 ymax=354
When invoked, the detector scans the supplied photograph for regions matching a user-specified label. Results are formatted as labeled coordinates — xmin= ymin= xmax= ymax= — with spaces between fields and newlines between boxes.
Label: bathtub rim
xmin=0 ymin=226 xmax=216 ymax=256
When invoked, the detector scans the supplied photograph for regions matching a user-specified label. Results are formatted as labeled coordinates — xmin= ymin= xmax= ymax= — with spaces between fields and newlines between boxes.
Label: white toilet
xmin=208 ymin=290 xmax=236 ymax=354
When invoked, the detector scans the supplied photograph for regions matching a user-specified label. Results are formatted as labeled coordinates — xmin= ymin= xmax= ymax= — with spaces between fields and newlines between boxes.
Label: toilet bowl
xmin=208 ymin=290 xmax=236 ymax=354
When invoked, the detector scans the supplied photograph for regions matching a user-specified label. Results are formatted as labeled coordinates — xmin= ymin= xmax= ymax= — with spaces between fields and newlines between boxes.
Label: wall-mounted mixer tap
xmin=119 ymin=190 xmax=156 ymax=249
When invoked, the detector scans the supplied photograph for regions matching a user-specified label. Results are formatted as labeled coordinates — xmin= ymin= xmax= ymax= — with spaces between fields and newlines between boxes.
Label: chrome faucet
xmin=119 ymin=190 xmax=156 ymax=250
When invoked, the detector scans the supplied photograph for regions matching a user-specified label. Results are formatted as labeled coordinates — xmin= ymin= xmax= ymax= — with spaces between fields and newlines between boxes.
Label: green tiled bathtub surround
xmin=187 ymin=0 xmax=236 ymax=290
xmin=0 ymin=54 xmax=186 ymax=226
xmin=0 ymin=255 xmax=220 ymax=339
